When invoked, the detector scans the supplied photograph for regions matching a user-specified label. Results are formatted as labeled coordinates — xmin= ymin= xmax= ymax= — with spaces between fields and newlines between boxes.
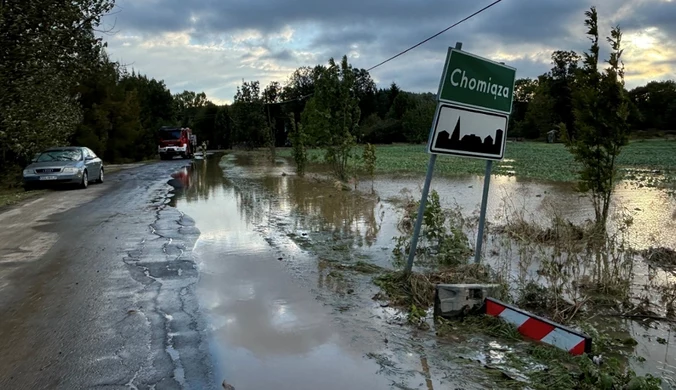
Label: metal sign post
xmin=404 ymin=153 xmax=437 ymax=274
xmin=404 ymin=42 xmax=516 ymax=273
xmin=474 ymin=160 xmax=492 ymax=263
xmin=405 ymin=42 xmax=462 ymax=274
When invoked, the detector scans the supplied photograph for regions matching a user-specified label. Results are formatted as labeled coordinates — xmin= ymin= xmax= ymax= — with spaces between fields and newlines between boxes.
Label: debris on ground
xmin=331 ymin=260 xmax=385 ymax=274
xmin=639 ymin=246 xmax=676 ymax=270
xmin=492 ymin=216 xmax=595 ymax=247
xmin=373 ymin=265 xmax=502 ymax=309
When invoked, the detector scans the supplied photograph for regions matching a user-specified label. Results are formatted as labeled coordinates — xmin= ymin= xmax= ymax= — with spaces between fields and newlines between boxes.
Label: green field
xmin=278 ymin=140 xmax=676 ymax=182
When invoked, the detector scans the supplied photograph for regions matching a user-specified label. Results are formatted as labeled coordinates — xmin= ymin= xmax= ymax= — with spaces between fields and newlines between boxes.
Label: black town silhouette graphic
xmin=434 ymin=117 xmax=504 ymax=155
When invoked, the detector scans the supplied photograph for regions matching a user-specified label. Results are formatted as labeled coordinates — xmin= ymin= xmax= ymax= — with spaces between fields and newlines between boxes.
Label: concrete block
xmin=434 ymin=284 xmax=500 ymax=319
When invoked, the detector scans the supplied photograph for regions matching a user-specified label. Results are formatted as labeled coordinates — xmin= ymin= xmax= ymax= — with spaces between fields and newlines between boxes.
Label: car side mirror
xmin=85 ymin=156 xmax=94 ymax=161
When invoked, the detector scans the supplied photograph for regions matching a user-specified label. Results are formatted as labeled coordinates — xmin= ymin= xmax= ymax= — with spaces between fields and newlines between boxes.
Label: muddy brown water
xmin=172 ymin=153 xmax=676 ymax=389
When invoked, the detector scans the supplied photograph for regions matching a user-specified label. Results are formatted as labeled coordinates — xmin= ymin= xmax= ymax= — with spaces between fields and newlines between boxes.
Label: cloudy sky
xmin=101 ymin=0 xmax=676 ymax=104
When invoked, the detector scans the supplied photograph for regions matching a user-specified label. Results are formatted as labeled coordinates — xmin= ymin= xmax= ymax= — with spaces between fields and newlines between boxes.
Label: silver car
xmin=22 ymin=147 xmax=104 ymax=190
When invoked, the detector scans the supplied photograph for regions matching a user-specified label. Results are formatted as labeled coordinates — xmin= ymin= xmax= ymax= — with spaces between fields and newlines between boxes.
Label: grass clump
xmin=373 ymin=264 xmax=500 ymax=309
xmin=493 ymin=214 xmax=591 ymax=246
xmin=436 ymin=315 xmax=522 ymax=341
xmin=438 ymin=315 xmax=662 ymax=389
xmin=352 ymin=261 xmax=384 ymax=274
xmin=523 ymin=344 xmax=661 ymax=390
xmin=393 ymin=190 xmax=472 ymax=268
xmin=638 ymin=246 xmax=676 ymax=270
xmin=331 ymin=260 xmax=385 ymax=274
xmin=491 ymin=196 xmax=640 ymax=323
xmin=374 ymin=271 xmax=436 ymax=309
xmin=0 ymin=189 xmax=45 ymax=208
xmin=453 ymin=317 xmax=662 ymax=390
xmin=460 ymin=315 xmax=522 ymax=341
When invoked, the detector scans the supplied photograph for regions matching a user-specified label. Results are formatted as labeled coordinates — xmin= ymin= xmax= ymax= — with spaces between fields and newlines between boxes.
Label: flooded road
xmin=173 ymin=166 xmax=395 ymax=389
xmin=172 ymin=152 xmax=676 ymax=389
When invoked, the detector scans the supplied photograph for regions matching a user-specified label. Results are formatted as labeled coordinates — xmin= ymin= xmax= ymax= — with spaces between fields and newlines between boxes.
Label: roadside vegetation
xmin=268 ymin=7 xmax=674 ymax=389
xmin=0 ymin=189 xmax=46 ymax=209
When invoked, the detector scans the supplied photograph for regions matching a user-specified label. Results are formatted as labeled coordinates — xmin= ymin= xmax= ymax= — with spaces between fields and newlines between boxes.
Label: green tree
xmin=174 ymin=90 xmax=208 ymax=127
xmin=231 ymin=80 xmax=266 ymax=149
xmin=193 ymin=102 xmax=219 ymax=148
xmin=549 ymin=50 xmax=581 ymax=141
xmin=73 ymin=55 xmax=119 ymax=158
xmin=362 ymin=143 xmax=377 ymax=193
xmin=119 ymin=71 xmax=175 ymax=159
xmin=302 ymin=55 xmax=361 ymax=180
xmin=569 ymin=6 xmax=630 ymax=227
xmin=105 ymin=89 xmax=142 ymax=163
xmin=0 ymin=0 xmax=113 ymax=172
xmin=281 ymin=66 xmax=323 ymax=131
xmin=520 ymin=75 xmax=556 ymax=139
xmin=628 ymin=81 xmax=676 ymax=131
xmin=263 ymin=81 xmax=282 ymax=158
xmin=288 ymin=114 xmax=307 ymax=177
xmin=352 ymin=68 xmax=378 ymax=127
xmin=401 ymin=94 xmax=436 ymax=143
xmin=77 ymin=57 xmax=147 ymax=163
xmin=388 ymin=92 xmax=413 ymax=121
xmin=214 ymin=107 xmax=232 ymax=149
xmin=510 ymin=78 xmax=539 ymax=135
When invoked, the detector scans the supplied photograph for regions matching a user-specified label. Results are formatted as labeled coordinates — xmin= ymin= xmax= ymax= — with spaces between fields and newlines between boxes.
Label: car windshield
xmin=159 ymin=130 xmax=182 ymax=140
xmin=36 ymin=149 xmax=82 ymax=162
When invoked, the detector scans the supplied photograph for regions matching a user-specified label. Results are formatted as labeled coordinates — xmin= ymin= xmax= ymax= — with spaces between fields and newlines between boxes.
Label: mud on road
xmin=0 ymin=160 xmax=214 ymax=390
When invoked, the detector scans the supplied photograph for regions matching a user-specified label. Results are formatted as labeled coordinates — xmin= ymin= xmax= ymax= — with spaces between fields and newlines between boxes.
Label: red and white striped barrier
xmin=484 ymin=297 xmax=592 ymax=356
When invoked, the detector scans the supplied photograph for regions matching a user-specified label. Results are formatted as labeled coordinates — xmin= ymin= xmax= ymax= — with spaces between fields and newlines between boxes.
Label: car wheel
xmin=97 ymin=168 xmax=104 ymax=183
xmin=81 ymin=170 xmax=88 ymax=189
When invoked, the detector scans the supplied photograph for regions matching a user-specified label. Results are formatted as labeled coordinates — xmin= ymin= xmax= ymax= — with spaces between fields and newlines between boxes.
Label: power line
xmin=232 ymin=0 xmax=504 ymax=107
xmin=266 ymin=93 xmax=314 ymax=106
xmin=366 ymin=0 xmax=504 ymax=72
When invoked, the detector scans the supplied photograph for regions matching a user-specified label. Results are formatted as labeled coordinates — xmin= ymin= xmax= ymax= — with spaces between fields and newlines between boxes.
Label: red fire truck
xmin=157 ymin=126 xmax=197 ymax=160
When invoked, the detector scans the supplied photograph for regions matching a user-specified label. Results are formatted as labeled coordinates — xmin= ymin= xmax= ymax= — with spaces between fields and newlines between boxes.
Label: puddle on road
xmin=171 ymin=157 xmax=436 ymax=390
xmin=171 ymin=153 xmax=676 ymax=389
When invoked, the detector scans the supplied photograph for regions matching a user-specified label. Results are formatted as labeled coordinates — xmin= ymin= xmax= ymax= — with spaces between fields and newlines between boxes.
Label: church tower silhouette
xmin=450 ymin=118 xmax=460 ymax=144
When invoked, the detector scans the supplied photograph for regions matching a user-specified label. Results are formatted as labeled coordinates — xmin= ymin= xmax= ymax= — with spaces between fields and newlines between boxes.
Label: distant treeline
xmin=509 ymin=51 xmax=676 ymax=140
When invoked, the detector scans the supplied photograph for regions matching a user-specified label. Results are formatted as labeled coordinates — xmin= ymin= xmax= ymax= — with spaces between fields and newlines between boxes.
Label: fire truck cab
xmin=158 ymin=126 xmax=196 ymax=160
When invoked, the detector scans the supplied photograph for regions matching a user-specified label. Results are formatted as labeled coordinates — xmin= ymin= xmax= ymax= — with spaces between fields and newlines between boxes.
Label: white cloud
xmin=101 ymin=0 xmax=676 ymax=102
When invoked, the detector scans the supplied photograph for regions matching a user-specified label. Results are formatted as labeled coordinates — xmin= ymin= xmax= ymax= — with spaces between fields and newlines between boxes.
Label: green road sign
xmin=437 ymin=48 xmax=516 ymax=114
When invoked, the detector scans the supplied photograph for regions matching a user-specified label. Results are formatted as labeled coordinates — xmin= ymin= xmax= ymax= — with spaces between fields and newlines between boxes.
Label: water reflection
xmin=263 ymin=175 xmax=383 ymax=246
xmin=169 ymin=157 xmax=230 ymax=206
xmin=219 ymin=154 xmax=384 ymax=251
xmin=172 ymin=154 xmax=398 ymax=390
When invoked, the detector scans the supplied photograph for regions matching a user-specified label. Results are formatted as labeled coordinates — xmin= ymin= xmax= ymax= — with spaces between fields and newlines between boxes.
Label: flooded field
xmin=171 ymin=152 xmax=676 ymax=389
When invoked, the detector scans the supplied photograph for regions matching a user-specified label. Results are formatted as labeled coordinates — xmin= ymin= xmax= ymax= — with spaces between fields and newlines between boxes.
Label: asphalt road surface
xmin=0 ymin=160 xmax=215 ymax=390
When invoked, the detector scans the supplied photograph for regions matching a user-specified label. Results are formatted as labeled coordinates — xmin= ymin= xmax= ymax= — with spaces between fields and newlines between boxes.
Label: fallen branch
xmin=600 ymin=313 xmax=676 ymax=323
